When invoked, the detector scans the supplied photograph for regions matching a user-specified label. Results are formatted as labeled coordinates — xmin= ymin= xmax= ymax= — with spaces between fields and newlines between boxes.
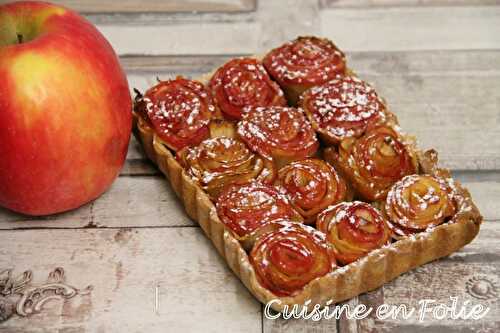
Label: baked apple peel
xmin=326 ymin=126 xmax=418 ymax=201
xmin=135 ymin=77 xmax=219 ymax=151
xmin=263 ymin=36 xmax=346 ymax=104
xmin=300 ymin=76 xmax=389 ymax=145
xmin=249 ymin=221 xmax=337 ymax=297
xmin=209 ymin=57 xmax=286 ymax=120
xmin=237 ymin=106 xmax=319 ymax=168
xmin=177 ymin=136 xmax=275 ymax=199
xmin=277 ymin=158 xmax=348 ymax=223
xmin=384 ymin=174 xmax=457 ymax=237
xmin=216 ymin=182 xmax=303 ymax=240
xmin=317 ymin=201 xmax=391 ymax=265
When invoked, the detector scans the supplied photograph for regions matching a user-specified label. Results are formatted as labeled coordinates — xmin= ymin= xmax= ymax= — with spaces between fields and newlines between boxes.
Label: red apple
xmin=0 ymin=1 xmax=132 ymax=215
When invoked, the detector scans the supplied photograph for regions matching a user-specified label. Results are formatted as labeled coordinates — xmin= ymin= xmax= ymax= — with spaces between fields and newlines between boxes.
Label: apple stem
xmin=17 ymin=33 xmax=23 ymax=44
xmin=133 ymin=88 xmax=143 ymax=99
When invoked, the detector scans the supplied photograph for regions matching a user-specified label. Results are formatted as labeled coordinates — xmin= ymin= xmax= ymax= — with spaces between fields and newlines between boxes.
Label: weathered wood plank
xmin=347 ymin=50 xmax=500 ymax=75
xmin=337 ymin=222 xmax=500 ymax=332
xmin=95 ymin=6 xmax=500 ymax=55
xmin=121 ymin=50 xmax=500 ymax=77
xmin=459 ymin=180 xmax=500 ymax=223
xmin=7 ymin=3 xmax=498 ymax=55
xmin=457 ymin=219 xmax=499 ymax=254
xmin=256 ymin=0 xmax=321 ymax=51
xmin=84 ymin=4 xmax=500 ymax=55
xmin=48 ymin=0 xmax=256 ymax=13
xmin=321 ymin=6 xmax=500 ymax=51
xmin=121 ymin=157 xmax=158 ymax=176
xmin=321 ymin=0 xmax=500 ymax=8
xmin=82 ymin=0 xmax=301 ymax=56
xmin=389 ymin=103 xmax=500 ymax=171
xmin=121 ymin=55 xmax=234 ymax=74
xmin=124 ymin=50 xmax=500 ymax=171
xmin=263 ymin=315 xmax=338 ymax=333
xmin=96 ymin=21 xmax=260 ymax=56
xmin=91 ymin=176 xmax=192 ymax=227
xmin=123 ymin=136 xmax=159 ymax=176
xmin=0 ymin=202 xmax=93 ymax=229
xmin=0 ymin=176 xmax=194 ymax=229
xmin=350 ymin=54 xmax=500 ymax=171
xmin=84 ymin=0 xmax=318 ymax=55
xmin=0 ymin=228 xmax=261 ymax=332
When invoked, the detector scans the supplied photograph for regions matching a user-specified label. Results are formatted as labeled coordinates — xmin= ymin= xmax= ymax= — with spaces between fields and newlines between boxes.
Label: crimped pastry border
xmin=132 ymin=57 xmax=482 ymax=311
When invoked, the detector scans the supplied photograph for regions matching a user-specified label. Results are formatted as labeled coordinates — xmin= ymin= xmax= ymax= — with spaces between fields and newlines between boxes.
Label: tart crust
xmin=132 ymin=59 xmax=482 ymax=312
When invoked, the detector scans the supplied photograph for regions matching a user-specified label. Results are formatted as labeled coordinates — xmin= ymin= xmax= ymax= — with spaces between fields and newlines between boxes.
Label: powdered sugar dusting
xmin=304 ymin=76 xmax=385 ymax=140
xmin=263 ymin=37 xmax=346 ymax=85
xmin=144 ymin=78 xmax=215 ymax=149
xmin=210 ymin=58 xmax=285 ymax=119
xmin=237 ymin=106 xmax=318 ymax=158
xmin=385 ymin=174 xmax=457 ymax=235
xmin=181 ymin=136 xmax=271 ymax=191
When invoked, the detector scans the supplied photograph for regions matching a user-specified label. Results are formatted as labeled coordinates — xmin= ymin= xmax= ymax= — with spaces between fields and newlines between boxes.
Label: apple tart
xmin=132 ymin=36 xmax=482 ymax=312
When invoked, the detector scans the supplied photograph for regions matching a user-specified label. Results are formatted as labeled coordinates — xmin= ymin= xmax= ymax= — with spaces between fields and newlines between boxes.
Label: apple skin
xmin=0 ymin=1 xmax=132 ymax=216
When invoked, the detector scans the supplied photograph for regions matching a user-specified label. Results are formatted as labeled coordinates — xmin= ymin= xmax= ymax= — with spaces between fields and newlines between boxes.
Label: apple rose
xmin=263 ymin=36 xmax=346 ymax=104
xmin=209 ymin=58 xmax=286 ymax=120
xmin=277 ymin=158 xmax=348 ymax=223
xmin=384 ymin=175 xmax=457 ymax=237
xmin=216 ymin=182 xmax=303 ymax=238
xmin=327 ymin=126 xmax=418 ymax=201
xmin=177 ymin=137 xmax=275 ymax=199
xmin=317 ymin=201 xmax=391 ymax=265
xmin=300 ymin=76 xmax=387 ymax=145
xmin=250 ymin=221 xmax=337 ymax=296
xmin=237 ymin=106 xmax=319 ymax=167
xmin=138 ymin=77 xmax=218 ymax=151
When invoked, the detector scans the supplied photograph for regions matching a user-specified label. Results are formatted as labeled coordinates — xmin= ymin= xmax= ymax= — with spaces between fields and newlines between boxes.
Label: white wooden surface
xmin=0 ymin=0 xmax=499 ymax=332
xmin=50 ymin=0 xmax=256 ymax=13
xmin=0 ymin=228 xmax=261 ymax=333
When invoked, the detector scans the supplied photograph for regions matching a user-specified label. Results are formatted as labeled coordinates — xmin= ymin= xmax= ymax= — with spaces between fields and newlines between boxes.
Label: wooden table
xmin=1 ymin=0 xmax=499 ymax=332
